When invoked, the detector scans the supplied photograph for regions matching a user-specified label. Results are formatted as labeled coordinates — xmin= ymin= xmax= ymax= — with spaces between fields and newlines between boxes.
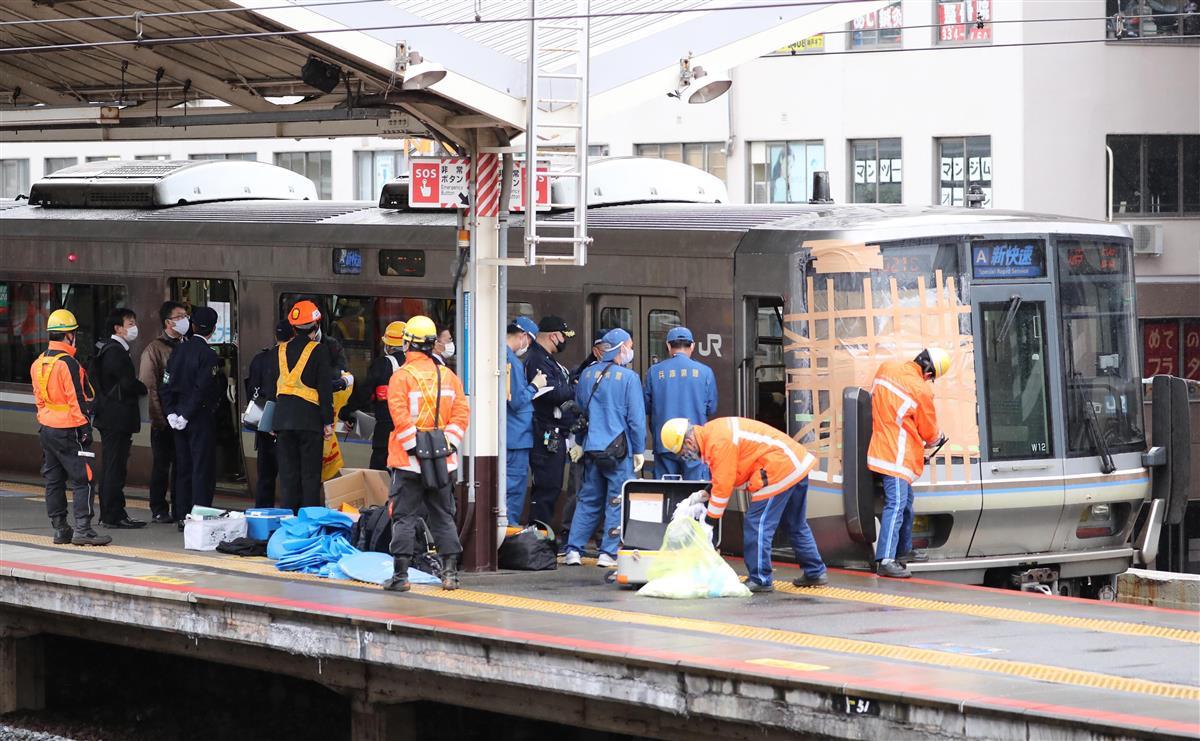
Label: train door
xmin=593 ymin=294 xmax=684 ymax=378
xmin=968 ymin=284 xmax=1066 ymax=555
xmin=170 ymin=277 xmax=246 ymax=493
xmin=738 ymin=296 xmax=786 ymax=431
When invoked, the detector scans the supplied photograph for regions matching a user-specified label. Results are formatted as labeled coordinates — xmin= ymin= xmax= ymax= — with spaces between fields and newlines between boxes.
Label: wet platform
xmin=1 ymin=483 xmax=1198 ymax=740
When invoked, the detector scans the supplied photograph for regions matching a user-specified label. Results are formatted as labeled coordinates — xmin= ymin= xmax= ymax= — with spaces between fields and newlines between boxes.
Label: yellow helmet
xmin=47 ymin=309 xmax=79 ymax=333
xmin=922 ymin=347 xmax=952 ymax=380
xmin=402 ymin=315 xmax=438 ymax=344
xmin=660 ymin=417 xmax=691 ymax=455
xmin=382 ymin=321 xmax=407 ymax=347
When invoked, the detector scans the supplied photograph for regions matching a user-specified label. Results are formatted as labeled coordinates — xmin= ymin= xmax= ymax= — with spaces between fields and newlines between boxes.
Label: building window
xmin=275 ymin=151 xmax=332 ymax=199
xmin=936 ymin=0 xmax=992 ymax=45
xmin=44 ymin=157 xmax=77 ymax=176
xmin=354 ymin=150 xmax=407 ymax=201
xmin=849 ymin=139 xmax=902 ymax=203
xmin=937 ymin=136 xmax=992 ymax=207
xmin=189 ymin=153 xmax=257 ymax=161
xmin=635 ymin=142 xmax=726 ymax=180
xmin=1109 ymin=135 xmax=1200 ymax=216
xmin=749 ymin=140 xmax=825 ymax=203
xmin=849 ymin=1 xmax=902 ymax=49
xmin=1143 ymin=319 xmax=1200 ymax=381
xmin=0 ymin=159 xmax=30 ymax=199
xmin=85 ymin=156 xmax=119 ymax=163
xmin=136 ymin=154 xmax=171 ymax=161
xmin=1107 ymin=0 xmax=1200 ymax=40
xmin=0 ymin=281 xmax=127 ymax=383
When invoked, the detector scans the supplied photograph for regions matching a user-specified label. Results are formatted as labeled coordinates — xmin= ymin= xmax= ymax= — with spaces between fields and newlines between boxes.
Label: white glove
xmin=342 ymin=372 xmax=354 ymax=389
xmin=175 ymin=415 xmax=189 ymax=430
xmin=688 ymin=502 xmax=707 ymax=521
xmin=166 ymin=414 xmax=179 ymax=429
xmin=568 ymin=444 xmax=583 ymax=463
xmin=686 ymin=489 xmax=710 ymax=506
xmin=531 ymin=370 xmax=548 ymax=390
xmin=674 ymin=499 xmax=707 ymax=521
xmin=633 ymin=454 xmax=645 ymax=472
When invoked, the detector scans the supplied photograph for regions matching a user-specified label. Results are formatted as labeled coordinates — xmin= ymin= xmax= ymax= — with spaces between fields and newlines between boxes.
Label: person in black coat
xmin=162 ymin=306 xmax=223 ymax=528
xmin=339 ymin=321 xmax=406 ymax=470
xmin=93 ymin=308 xmax=148 ymax=528
xmin=265 ymin=300 xmax=334 ymax=512
xmin=524 ymin=316 xmax=578 ymax=529
xmin=244 ymin=320 xmax=293 ymax=507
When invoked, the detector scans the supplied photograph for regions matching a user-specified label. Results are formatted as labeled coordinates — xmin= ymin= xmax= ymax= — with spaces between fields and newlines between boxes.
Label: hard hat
xmin=382 ymin=320 xmax=407 ymax=347
xmin=923 ymin=347 xmax=952 ymax=380
xmin=660 ymin=417 xmax=691 ymax=455
xmin=288 ymin=300 xmax=322 ymax=327
xmin=47 ymin=309 xmax=79 ymax=333
xmin=403 ymin=315 xmax=438 ymax=344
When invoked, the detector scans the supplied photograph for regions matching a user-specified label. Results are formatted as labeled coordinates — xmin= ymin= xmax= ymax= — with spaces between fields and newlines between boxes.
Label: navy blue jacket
xmin=161 ymin=335 xmax=221 ymax=422
xmin=524 ymin=341 xmax=575 ymax=437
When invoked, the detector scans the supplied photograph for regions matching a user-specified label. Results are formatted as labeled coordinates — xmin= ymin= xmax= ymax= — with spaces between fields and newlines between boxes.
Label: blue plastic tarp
xmin=268 ymin=507 xmax=359 ymax=577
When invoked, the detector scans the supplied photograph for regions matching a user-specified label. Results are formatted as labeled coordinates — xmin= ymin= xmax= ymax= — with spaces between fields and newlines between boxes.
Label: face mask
xmin=125 ymin=325 xmax=139 ymax=342
xmin=442 ymin=341 xmax=455 ymax=359
xmin=172 ymin=317 xmax=190 ymax=336
xmin=313 ymin=328 xmax=323 ymax=342
xmin=516 ymin=343 xmax=528 ymax=357
xmin=619 ymin=347 xmax=634 ymax=366
xmin=553 ymin=336 xmax=569 ymax=354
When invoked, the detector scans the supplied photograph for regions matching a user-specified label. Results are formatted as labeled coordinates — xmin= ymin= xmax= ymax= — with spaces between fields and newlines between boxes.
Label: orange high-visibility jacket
xmin=31 ymin=341 xmax=93 ymax=429
xmin=867 ymin=359 xmax=939 ymax=483
xmin=386 ymin=351 xmax=469 ymax=474
xmin=695 ymin=417 xmax=817 ymax=519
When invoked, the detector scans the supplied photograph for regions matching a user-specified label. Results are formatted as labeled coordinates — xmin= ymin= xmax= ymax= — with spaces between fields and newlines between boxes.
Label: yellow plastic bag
xmin=321 ymin=375 xmax=355 ymax=482
xmin=638 ymin=517 xmax=751 ymax=599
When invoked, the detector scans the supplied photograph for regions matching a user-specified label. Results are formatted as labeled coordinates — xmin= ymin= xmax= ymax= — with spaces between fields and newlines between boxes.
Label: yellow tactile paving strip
xmin=1 ymin=531 xmax=1197 ymax=701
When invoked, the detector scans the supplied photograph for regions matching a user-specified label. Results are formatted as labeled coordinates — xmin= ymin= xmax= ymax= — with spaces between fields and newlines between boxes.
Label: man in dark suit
xmin=162 ymin=306 xmax=222 ymax=529
xmin=244 ymin=320 xmax=293 ymax=507
xmin=524 ymin=316 xmax=577 ymax=530
xmin=93 ymin=307 xmax=148 ymax=529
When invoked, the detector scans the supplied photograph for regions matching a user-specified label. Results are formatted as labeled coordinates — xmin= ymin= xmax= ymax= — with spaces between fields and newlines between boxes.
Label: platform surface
xmin=1 ymin=483 xmax=1198 ymax=739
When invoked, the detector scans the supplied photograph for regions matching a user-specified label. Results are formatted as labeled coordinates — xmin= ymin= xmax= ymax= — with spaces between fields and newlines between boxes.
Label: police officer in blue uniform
xmin=644 ymin=326 xmax=717 ymax=480
xmin=563 ymin=328 xmax=646 ymax=567
xmin=524 ymin=316 xmax=576 ymax=529
xmin=505 ymin=317 xmax=547 ymax=525
xmin=161 ymin=306 xmax=222 ymax=529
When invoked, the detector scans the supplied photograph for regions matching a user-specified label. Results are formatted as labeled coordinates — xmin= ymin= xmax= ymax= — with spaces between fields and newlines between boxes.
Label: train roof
xmin=0 ymin=199 xmax=1130 ymax=242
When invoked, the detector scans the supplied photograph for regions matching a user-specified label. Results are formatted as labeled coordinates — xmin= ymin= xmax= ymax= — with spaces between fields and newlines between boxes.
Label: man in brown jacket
xmin=137 ymin=301 xmax=189 ymax=523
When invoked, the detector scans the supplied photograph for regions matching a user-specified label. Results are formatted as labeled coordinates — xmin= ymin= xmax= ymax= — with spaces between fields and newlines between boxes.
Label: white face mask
xmin=516 ymin=343 xmax=528 ymax=357
xmin=313 ymin=328 xmax=323 ymax=342
xmin=172 ymin=317 xmax=190 ymax=336
xmin=124 ymin=325 xmax=139 ymax=342
xmin=619 ymin=347 xmax=634 ymax=367
xmin=442 ymin=341 xmax=456 ymax=359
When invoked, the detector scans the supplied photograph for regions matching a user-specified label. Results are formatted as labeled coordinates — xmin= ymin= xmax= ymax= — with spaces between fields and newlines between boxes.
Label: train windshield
xmin=1056 ymin=239 xmax=1144 ymax=455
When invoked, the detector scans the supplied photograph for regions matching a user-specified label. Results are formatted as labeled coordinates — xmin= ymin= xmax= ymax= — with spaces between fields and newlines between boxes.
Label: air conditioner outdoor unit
xmin=1129 ymin=223 xmax=1164 ymax=256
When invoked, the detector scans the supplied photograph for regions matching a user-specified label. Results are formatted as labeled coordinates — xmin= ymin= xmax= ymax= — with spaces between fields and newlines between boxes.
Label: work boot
xmin=383 ymin=557 xmax=411 ymax=592
xmin=71 ymin=528 xmax=112 ymax=547
xmin=440 ymin=555 xmax=460 ymax=591
xmin=791 ymin=572 xmax=829 ymax=588
xmin=53 ymin=526 xmax=74 ymax=545
xmin=900 ymin=549 xmax=928 ymax=567
xmin=876 ymin=560 xmax=911 ymax=579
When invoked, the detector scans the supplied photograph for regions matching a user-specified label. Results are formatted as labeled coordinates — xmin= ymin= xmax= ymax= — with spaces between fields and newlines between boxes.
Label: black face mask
xmin=553 ymin=336 xmax=569 ymax=354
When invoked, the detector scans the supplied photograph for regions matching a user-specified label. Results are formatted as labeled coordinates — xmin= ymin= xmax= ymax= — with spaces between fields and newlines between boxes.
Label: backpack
xmin=86 ymin=340 xmax=121 ymax=410
xmin=351 ymin=505 xmax=393 ymax=554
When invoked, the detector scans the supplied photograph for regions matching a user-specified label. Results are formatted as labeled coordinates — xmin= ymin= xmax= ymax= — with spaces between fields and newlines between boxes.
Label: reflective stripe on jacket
xmin=31 ymin=341 xmax=92 ymax=429
xmin=866 ymin=360 xmax=939 ymax=483
xmin=386 ymin=351 xmax=470 ymax=474
xmin=695 ymin=417 xmax=816 ymax=519
xmin=277 ymin=341 xmax=319 ymax=404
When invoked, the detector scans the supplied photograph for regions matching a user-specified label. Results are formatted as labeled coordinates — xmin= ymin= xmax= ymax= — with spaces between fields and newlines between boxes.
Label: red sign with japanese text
xmin=938 ymin=0 xmax=992 ymax=43
xmin=1143 ymin=320 xmax=1179 ymax=377
xmin=1184 ymin=321 xmax=1200 ymax=381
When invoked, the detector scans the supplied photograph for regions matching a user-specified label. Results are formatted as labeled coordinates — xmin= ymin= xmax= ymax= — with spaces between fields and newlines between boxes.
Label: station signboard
xmin=971 ymin=241 xmax=1046 ymax=278
xmin=409 ymin=157 xmax=550 ymax=210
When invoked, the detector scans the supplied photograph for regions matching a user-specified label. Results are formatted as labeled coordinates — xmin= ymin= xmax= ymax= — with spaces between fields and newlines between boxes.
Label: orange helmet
xmin=288 ymin=300 xmax=322 ymax=327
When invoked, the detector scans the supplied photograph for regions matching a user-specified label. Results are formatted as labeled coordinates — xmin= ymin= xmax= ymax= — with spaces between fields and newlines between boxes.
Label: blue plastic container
xmin=245 ymin=508 xmax=292 ymax=541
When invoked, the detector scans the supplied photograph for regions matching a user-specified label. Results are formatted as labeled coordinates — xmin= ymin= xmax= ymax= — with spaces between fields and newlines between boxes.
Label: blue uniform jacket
xmin=575 ymin=361 xmax=646 ymax=455
xmin=644 ymin=353 xmax=718 ymax=453
xmin=161 ymin=335 xmax=221 ymax=421
xmin=506 ymin=346 xmax=536 ymax=449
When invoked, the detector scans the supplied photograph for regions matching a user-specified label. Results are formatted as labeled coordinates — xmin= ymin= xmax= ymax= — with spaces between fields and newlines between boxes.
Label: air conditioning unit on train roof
xmin=553 ymin=156 xmax=729 ymax=207
xmin=27 ymin=159 xmax=318 ymax=208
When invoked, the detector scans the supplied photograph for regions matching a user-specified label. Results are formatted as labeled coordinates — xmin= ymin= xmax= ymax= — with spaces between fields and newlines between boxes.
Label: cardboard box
xmin=323 ymin=468 xmax=390 ymax=511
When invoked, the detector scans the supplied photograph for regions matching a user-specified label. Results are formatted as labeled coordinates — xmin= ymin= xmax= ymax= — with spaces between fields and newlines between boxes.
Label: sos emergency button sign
xmin=409 ymin=157 xmax=470 ymax=208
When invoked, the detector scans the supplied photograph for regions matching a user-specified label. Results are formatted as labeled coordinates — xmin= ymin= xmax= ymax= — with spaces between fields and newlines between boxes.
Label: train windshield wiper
xmin=1074 ymin=374 xmax=1117 ymax=474
xmin=994 ymin=295 xmax=1022 ymax=347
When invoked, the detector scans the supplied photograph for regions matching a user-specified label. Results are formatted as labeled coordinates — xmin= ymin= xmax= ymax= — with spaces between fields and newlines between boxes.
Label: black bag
xmin=587 ymin=432 xmax=628 ymax=476
xmin=86 ymin=340 xmax=120 ymax=412
xmin=351 ymin=505 xmax=393 ymax=554
xmin=407 ymin=362 xmax=452 ymax=490
xmin=498 ymin=521 xmax=558 ymax=571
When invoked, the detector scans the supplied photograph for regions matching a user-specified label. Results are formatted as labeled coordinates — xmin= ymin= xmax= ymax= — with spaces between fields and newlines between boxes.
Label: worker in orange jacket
xmin=661 ymin=416 xmax=826 ymax=592
xmin=867 ymin=348 xmax=949 ymax=579
xmin=383 ymin=315 xmax=470 ymax=593
xmin=30 ymin=309 xmax=111 ymax=546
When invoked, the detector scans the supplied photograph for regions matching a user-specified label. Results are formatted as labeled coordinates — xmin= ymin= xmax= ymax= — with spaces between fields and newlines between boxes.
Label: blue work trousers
xmin=743 ymin=480 xmax=825 ymax=587
xmin=653 ymin=452 xmax=710 ymax=481
xmin=875 ymin=475 xmax=914 ymax=562
xmin=505 ymin=447 xmax=531 ymax=526
xmin=565 ymin=456 xmax=631 ymax=558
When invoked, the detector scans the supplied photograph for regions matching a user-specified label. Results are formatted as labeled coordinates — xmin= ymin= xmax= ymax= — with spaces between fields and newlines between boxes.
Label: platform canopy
xmin=0 ymin=0 xmax=882 ymax=144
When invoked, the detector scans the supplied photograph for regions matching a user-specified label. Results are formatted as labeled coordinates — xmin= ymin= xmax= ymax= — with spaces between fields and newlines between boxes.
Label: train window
xmin=278 ymin=293 xmax=454 ymax=381
xmin=379 ymin=249 xmax=426 ymax=278
xmin=508 ymin=302 xmax=534 ymax=321
xmin=171 ymin=279 xmax=236 ymax=345
xmin=979 ymin=300 xmax=1053 ymax=460
xmin=748 ymin=298 xmax=786 ymax=432
xmin=0 ymin=281 xmax=126 ymax=384
xmin=600 ymin=307 xmax=632 ymax=334
xmin=647 ymin=309 xmax=681 ymax=366
xmin=1056 ymin=240 xmax=1145 ymax=455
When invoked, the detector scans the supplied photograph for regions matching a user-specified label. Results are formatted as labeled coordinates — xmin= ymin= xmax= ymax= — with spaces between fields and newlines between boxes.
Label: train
xmin=1 ymin=158 xmax=1189 ymax=596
